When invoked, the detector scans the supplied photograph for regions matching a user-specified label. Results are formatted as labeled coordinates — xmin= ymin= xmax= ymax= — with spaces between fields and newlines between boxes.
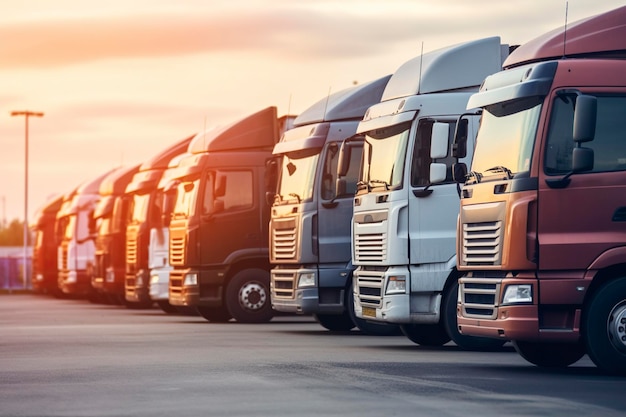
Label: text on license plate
xmin=362 ymin=307 xmax=377 ymax=318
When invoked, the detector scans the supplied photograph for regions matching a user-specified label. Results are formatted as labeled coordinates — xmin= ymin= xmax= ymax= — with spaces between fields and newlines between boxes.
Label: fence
xmin=0 ymin=247 xmax=32 ymax=291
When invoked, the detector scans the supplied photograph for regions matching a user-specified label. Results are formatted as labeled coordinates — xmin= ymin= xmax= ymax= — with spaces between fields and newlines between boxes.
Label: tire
xmin=400 ymin=323 xmax=451 ymax=346
xmin=347 ymin=282 xmax=401 ymax=336
xmin=314 ymin=313 xmax=355 ymax=331
xmin=443 ymin=281 xmax=506 ymax=351
xmin=584 ymin=277 xmax=626 ymax=375
xmin=225 ymin=268 xmax=274 ymax=323
xmin=157 ymin=300 xmax=178 ymax=314
xmin=196 ymin=305 xmax=232 ymax=322
xmin=512 ymin=340 xmax=585 ymax=368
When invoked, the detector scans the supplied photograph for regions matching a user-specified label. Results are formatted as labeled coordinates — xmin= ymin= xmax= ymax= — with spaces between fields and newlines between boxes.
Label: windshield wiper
xmin=356 ymin=180 xmax=370 ymax=192
xmin=465 ymin=171 xmax=483 ymax=185
xmin=485 ymin=166 xmax=514 ymax=179
xmin=369 ymin=179 xmax=390 ymax=190
xmin=288 ymin=193 xmax=302 ymax=203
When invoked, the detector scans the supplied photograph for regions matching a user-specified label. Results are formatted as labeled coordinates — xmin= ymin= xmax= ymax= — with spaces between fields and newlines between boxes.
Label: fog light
xmin=67 ymin=270 xmax=77 ymax=283
xmin=297 ymin=272 xmax=315 ymax=288
xmin=502 ymin=284 xmax=532 ymax=304
xmin=385 ymin=275 xmax=406 ymax=294
xmin=183 ymin=273 xmax=198 ymax=286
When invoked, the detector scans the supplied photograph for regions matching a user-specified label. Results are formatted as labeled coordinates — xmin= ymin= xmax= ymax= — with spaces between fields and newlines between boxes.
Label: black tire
xmin=400 ymin=323 xmax=450 ymax=346
xmin=157 ymin=300 xmax=178 ymax=314
xmin=347 ymin=282 xmax=401 ymax=336
xmin=196 ymin=305 xmax=232 ymax=322
xmin=314 ymin=313 xmax=355 ymax=331
xmin=512 ymin=340 xmax=585 ymax=368
xmin=443 ymin=281 xmax=506 ymax=351
xmin=584 ymin=277 xmax=626 ymax=375
xmin=225 ymin=268 xmax=274 ymax=323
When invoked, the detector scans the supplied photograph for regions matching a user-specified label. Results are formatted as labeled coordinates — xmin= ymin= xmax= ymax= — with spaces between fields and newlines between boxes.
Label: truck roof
xmin=138 ymin=135 xmax=195 ymax=171
xmin=504 ymin=5 xmax=626 ymax=69
xmin=31 ymin=193 xmax=64 ymax=228
xmin=99 ymin=164 xmax=141 ymax=196
xmin=381 ymin=37 xmax=509 ymax=100
xmin=188 ymin=106 xmax=279 ymax=154
xmin=293 ymin=75 xmax=392 ymax=126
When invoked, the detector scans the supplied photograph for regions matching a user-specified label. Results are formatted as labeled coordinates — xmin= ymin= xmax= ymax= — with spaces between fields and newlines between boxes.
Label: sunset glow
xmin=0 ymin=0 xmax=622 ymax=222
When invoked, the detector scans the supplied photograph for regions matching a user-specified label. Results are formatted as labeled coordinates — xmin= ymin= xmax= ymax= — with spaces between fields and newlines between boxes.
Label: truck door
xmin=539 ymin=92 xmax=626 ymax=273
xmin=408 ymin=119 xmax=459 ymax=273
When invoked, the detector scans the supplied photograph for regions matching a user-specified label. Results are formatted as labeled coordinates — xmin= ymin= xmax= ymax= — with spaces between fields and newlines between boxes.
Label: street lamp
xmin=11 ymin=110 xmax=44 ymax=291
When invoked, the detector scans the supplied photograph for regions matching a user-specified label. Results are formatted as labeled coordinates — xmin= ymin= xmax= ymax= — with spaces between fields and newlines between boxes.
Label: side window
xmin=410 ymin=120 xmax=456 ymax=187
xmin=217 ymin=170 xmax=254 ymax=212
xmin=546 ymin=94 xmax=626 ymax=174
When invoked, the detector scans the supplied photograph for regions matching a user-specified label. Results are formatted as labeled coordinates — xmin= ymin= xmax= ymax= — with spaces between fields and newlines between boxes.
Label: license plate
xmin=362 ymin=307 xmax=377 ymax=318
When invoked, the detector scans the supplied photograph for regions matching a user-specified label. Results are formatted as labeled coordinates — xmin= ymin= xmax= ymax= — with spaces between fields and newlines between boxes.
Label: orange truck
xmin=454 ymin=6 xmax=626 ymax=374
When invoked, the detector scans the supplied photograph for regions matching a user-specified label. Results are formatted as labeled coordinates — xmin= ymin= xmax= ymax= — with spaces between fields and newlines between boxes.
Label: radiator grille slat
xmin=462 ymin=221 xmax=503 ymax=266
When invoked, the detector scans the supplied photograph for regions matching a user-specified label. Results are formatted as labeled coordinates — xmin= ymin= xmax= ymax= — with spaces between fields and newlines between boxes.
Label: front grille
xmin=355 ymin=269 xmax=384 ymax=308
xmin=272 ymin=270 xmax=296 ymax=299
xmin=169 ymin=270 xmax=185 ymax=295
xmin=271 ymin=218 xmax=297 ymax=261
xmin=354 ymin=233 xmax=386 ymax=262
xmin=61 ymin=243 xmax=69 ymax=270
xmin=126 ymin=236 xmax=137 ymax=267
xmin=462 ymin=221 xmax=503 ymax=266
xmin=169 ymin=236 xmax=185 ymax=265
xmin=459 ymin=278 xmax=501 ymax=319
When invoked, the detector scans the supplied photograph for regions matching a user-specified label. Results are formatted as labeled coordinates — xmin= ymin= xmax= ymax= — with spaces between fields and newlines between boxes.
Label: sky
xmin=0 ymin=0 xmax=623 ymax=224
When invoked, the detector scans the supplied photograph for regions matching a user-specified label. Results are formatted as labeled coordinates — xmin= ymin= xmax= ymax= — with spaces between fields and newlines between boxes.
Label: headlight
xmin=67 ymin=270 xmax=77 ymax=283
xmin=385 ymin=275 xmax=406 ymax=295
xmin=105 ymin=268 xmax=115 ymax=283
xmin=135 ymin=270 xmax=144 ymax=287
xmin=502 ymin=284 xmax=532 ymax=304
xmin=297 ymin=272 xmax=316 ymax=288
xmin=183 ymin=273 xmax=198 ymax=286
xmin=150 ymin=275 xmax=159 ymax=285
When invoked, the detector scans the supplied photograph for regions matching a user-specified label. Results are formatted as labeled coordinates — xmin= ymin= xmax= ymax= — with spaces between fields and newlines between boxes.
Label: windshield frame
xmin=275 ymin=149 xmax=320 ymax=205
xmin=469 ymin=96 xmax=543 ymax=182
xmin=358 ymin=121 xmax=412 ymax=194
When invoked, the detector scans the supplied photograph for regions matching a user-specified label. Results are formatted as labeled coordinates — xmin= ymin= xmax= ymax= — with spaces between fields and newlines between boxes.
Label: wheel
xmin=512 ymin=340 xmax=585 ymax=368
xmin=196 ymin=305 xmax=232 ymax=322
xmin=157 ymin=300 xmax=178 ymax=314
xmin=400 ymin=323 xmax=450 ymax=346
xmin=225 ymin=268 xmax=274 ymax=323
xmin=347 ymin=281 xmax=401 ymax=336
xmin=584 ymin=277 xmax=626 ymax=375
xmin=443 ymin=281 xmax=506 ymax=351
xmin=314 ymin=313 xmax=355 ymax=331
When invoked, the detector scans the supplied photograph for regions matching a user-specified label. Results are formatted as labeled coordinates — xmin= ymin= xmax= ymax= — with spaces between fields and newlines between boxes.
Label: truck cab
xmin=31 ymin=194 xmax=63 ymax=296
xmin=455 ymin=6 xmax=626 ymax=373
xmin=166 ymin=107 xmax=294 ymax=322
xmin=351 ymin=37 xmax=511 ymax=349
xmin=269 ymin=75 xmax=399 ymax=334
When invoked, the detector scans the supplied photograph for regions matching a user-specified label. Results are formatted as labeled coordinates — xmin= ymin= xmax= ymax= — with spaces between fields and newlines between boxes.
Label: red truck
xmin=454 ymin=6 xmax=626 ymax=374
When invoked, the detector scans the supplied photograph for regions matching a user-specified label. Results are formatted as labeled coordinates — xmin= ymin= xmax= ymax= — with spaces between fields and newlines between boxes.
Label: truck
xmin=124 ymin=135 xmax=194 ymax=312
xmin=56 ymin=169 xmax=115 ymax=297
xmin=454 ymin=6 xmax=626 ymax=373
xmin=269 ymin=75 xmax=400 ymax=334
xmin=351 ymin=37 xmax=511 ymax=349
xmin=31 ymin=193 xmax=64 ymax=296
xmin=166 ymin=106 xmax=295 ymax=322
xmin=91 ymin=164 xmax=141 ymax=305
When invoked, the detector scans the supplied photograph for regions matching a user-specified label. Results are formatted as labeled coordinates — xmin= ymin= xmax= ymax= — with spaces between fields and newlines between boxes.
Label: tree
xmin=0 ymin=219 xmax=27 ymax=246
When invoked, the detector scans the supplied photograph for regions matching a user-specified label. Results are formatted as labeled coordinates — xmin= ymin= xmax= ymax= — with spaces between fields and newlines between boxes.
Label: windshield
xmin=173 ymin=179 xmax=199 ymax=217
xmin=360 ymin=122 xmax=411 ymax=191
xmin=276 ymin=153 xmax=319 ymax=203
xmin=130 ymin=193 xmax=151 ymax=223
xmin=470 ymin=97 xmax=542 ymax=179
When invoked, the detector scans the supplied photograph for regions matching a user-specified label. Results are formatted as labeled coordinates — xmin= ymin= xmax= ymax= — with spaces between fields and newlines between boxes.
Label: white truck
xmin=351 ymin=37 xmax=511 ymax=349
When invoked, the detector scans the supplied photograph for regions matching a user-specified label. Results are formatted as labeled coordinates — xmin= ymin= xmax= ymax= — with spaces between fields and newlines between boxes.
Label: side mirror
xmin=452 ymin=163 xmax=468 ymax=183
xmin=573 ymin=95 xmax=597 ymax=143
xmin=265 ymin=191 xmax=276 ymax=206
xmin=572 ymin=147 xmax=594 ymax=173
xmin=212 ymin=199 xmax=225 ymax=215
xmin=430 ymin=163 xmax=447 ymax=184
xmin=337 ymin=143 xmax=352 ymax=177
xmin=453 ymin=118 xmax=468 ymax=158
xmin=430 ymin=123 xmax=449 ymax=159
xmin=336 ymin=178 xmax=347 ymax=196
xmin=215 ymin=174 xmax=226 ymax=197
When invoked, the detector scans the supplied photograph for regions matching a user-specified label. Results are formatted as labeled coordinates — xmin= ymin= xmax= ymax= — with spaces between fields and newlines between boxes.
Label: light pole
xmin=11 ymin=110 xmax=44 ymax=291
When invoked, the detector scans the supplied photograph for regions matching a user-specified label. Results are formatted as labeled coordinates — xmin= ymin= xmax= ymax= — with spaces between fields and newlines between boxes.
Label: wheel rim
xmin=608 ymin=299 xmax=626 ymax=354
xmin=238 ymin=281 xmax=267 ymax=311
